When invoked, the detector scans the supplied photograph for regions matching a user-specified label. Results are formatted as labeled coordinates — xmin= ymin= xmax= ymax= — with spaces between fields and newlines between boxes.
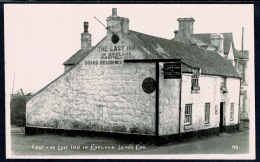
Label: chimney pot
xmin=112 ymin=8 xmax=117 ymax=16
xmin=84 ymin=21 xmax=89 ymax=33
xmin=174 ymin=30 xmax=179 ymax=37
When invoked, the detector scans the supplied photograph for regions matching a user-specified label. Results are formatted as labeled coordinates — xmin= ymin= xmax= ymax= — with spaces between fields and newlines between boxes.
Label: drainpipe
xmin=155 ymin=62 xmax=159 ymax=137
xmin=179 ymin=62 xmax=182 ymax=142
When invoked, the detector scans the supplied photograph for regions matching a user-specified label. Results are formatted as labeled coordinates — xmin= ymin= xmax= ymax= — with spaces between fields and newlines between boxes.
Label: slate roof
xmin=28 ymin=30 xmax=241 ymax=102
xmin=63 ymin=48 xmax=92 ymax=65
xmin=128 ymin=30 xmax=240 ymax=78
xmin=194 ymin=33 xmax=234 ymax=55
xmin=62 ymin=30 xmax=240 ymax=78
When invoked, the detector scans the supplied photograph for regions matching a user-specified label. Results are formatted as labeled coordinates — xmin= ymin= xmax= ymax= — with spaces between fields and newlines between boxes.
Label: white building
xmin=25 ymin=8 xmax=241 ymax=143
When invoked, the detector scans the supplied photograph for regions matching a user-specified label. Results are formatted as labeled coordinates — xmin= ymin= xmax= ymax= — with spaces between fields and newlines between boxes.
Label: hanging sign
xmin=142 ymin=77 xmax=156 ymax=94
xmin=163 ymin=62 xmax=182 ymax=79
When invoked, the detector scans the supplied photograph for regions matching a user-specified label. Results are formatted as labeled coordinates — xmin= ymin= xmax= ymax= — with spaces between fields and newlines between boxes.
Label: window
xmin=205 ymin=103 xmax=210 ymax=124
xmin=220 ymin=77 xmax=227 ymax=92
xmin=185 ymin=104 xmax=192 ymax=125
xmin=64 ymin=106 xmax=72 ymax=115
xmin=220 ymin=77 xmax=226 ymax=88
xmin=230 ymin=103 xmax=234 ymax=121
xmin=94 ymin=105 xmax=103 ymax=120
xmin=191 ymin=68 xmax=200 ymax=90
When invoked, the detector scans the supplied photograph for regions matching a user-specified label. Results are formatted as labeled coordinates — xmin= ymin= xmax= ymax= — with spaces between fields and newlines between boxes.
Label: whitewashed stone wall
xmin=224 ymin=78 xmax=240 ymax=125
xmin=180 ymin=74 xmax=240 ymax=133
xmin=158 ymin=63 xmax=181 ymax=135
xmin=27 ymin=63 xmax=156 ymax=134
xmin=27 ymin=33 xmax=156 ymax=135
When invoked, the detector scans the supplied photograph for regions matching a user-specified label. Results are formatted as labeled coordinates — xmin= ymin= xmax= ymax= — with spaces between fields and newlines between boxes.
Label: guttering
xmin=156 ymin=62 xmax=159 ymax=136
xmin=124 ymin=59 xmax=181 ymax=63
xmin=179 ymin=62 xmax=183 ymax=142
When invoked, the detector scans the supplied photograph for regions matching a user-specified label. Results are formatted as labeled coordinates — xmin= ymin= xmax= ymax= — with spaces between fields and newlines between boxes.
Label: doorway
xmin=219 ymin=102 xmax=225 ymax=133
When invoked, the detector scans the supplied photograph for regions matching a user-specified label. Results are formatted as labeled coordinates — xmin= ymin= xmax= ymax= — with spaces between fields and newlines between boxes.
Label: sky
xmin=4 ymin=4 xmax=254 ymax=99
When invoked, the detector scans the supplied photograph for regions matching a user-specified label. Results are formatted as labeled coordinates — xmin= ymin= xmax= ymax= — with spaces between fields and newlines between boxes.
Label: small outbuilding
xmin=25 ymin=8 xmax=241 ymax=143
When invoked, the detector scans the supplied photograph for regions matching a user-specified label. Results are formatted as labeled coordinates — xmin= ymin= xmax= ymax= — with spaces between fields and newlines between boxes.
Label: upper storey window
xmin=191 ymin=68 xmax=200 ymax=91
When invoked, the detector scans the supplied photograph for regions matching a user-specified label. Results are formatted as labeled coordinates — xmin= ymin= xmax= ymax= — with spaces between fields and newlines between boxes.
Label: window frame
xmin=64 ymin=106 xmax=72 ymax=115
xmin=220 ymin=77 xmax=227 ymax=92
xmin=204 ymin=103 xmax=210 ymax=124
xmin=191 ymin=68 xmax=200 ymax=91
xmin=220 ymin=77 xmax=227 ymax=88
xmin=185 ymin=104 xmax=192 ymax=125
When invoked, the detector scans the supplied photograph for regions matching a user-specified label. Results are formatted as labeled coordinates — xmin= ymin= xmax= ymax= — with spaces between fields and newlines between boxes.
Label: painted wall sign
xmin=84 ymin=45 xmax=136 ymax=66
xmin=99 ymin=45 xmax=135 ymax=60
xmin=163 ymin=62 xmax=182 ymax=79
xmin=142 ymin=77 xmax=156 ymax=94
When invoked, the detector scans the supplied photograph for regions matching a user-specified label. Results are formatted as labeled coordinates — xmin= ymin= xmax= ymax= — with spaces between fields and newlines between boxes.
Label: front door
xmin=219 ymin=102 xmax=225 ymax=133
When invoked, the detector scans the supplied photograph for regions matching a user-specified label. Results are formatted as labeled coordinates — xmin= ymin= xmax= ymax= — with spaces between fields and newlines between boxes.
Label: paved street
xmin=142 ymin=130 xmax=249 ymax=154
xmin=10 ymin=122 xmax=249 ymax=156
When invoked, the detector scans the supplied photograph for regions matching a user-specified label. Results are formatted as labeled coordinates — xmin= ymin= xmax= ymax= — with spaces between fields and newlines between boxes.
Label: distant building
xmin=235 ymin=50 xmax=249 ymax=120
xmin=25 ymin=9 xmax=241 ymax=143
xmin=10 ymin=94 xmax=32 ymax=125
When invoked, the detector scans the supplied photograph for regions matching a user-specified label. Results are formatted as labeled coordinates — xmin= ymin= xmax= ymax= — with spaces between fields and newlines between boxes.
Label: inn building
xmin=25 ymin=8 xmax=241 ymax=142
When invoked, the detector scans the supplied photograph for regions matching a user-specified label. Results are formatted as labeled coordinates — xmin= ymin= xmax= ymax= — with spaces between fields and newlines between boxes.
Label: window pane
xmin=185 ymin=104 xmax=192 ymax=124
xmin=205 ymin=103 xmax=210 ymax=123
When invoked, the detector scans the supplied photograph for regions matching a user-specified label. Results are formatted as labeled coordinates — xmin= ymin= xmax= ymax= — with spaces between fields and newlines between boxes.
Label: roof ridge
xmin=190 ymin=34 xmax=209 ymax=44
xmin=129 ymin=30 xmax=171 ymax=42
xmin=194 ymin=32 xmax=233 ymax=35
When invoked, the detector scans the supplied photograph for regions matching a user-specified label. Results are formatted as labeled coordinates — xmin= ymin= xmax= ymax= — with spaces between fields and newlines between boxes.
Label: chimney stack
xmin=174 ymin=18 xmax=195 ymax=43
xmin=210 ymin=33 xmax=224 ymax=55
xmin=106 ymin=8 xmax=130 ymax=35
xmin=81 ymin=21 xmax=92 ymax=49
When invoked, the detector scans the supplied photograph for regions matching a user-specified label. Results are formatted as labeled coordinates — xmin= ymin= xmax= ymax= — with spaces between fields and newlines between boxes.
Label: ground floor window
xmin=205 ymin=103 xmax=210 ymax=123
xmin=230 ymin=103 xmax=234 ymax=121
xmin=185 ymin=104 xmax=192 ymax=125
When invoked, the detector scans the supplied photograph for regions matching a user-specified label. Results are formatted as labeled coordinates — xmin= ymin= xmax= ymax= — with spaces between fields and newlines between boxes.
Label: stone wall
xmin=27 ymin=62 xmax=156 ymax=134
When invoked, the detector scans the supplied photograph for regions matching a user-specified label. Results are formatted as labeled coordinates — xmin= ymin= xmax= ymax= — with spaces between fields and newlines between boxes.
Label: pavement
xmin=142 ymin=121 xmax=250 ymax=154
xmin=142 ymin=129 xmax=249 ymax=154
xmin=9 ymin=121 xmax=250 ymax=156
